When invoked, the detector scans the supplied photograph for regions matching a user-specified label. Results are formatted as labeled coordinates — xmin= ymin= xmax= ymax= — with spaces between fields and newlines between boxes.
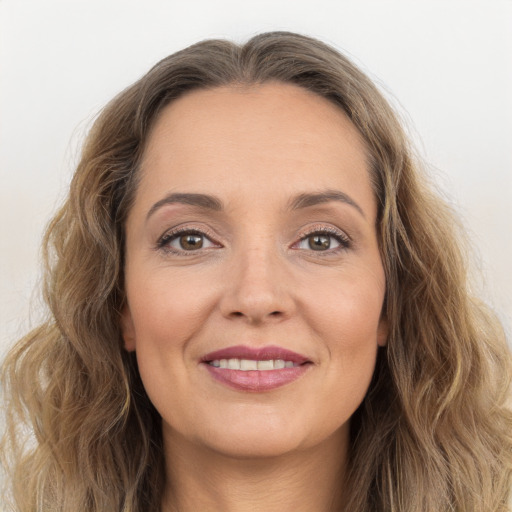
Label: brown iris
xmin=308 ymin=234 xmax=330 ymax=251
xmin=180 ymin=234 xmax=203 ymax=250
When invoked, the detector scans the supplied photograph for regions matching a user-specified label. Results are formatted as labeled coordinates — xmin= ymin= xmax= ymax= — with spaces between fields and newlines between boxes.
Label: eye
xmin=157 ymin=229 xmax=219 ymax=253
xmin=294 ymin=229 xmax=350 ymax=252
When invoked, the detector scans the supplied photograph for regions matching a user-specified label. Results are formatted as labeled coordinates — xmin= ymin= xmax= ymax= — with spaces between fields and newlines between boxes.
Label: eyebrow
xmin=146 ymin=189 xmax=365 ymax=221
xmin=288 ymin=190 xmax=366 ymax=218
xmin=146 ymin=193 xmax=223 ymax=221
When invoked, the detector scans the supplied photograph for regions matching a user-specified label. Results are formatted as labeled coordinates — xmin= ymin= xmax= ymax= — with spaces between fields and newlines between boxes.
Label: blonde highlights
xmin=2 ymin=32 xmax=511 ymax=511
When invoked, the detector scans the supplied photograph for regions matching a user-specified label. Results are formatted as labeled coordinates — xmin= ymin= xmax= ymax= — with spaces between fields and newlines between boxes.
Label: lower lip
xmin=203 ymin=363 xmax=311 ymax=392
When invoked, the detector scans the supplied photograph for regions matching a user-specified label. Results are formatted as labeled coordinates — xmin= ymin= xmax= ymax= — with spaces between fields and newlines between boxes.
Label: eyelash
xmin=156 ymin=225 xmax=351 ymax=255
xmin=156 ymin=226 xmax=220 ymax=255
xmin=294 ymin=226 xmax=351 ymax=254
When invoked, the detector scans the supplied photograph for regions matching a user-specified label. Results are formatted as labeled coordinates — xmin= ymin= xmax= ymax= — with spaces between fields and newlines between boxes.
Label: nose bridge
xmin=221 ymin=232 xmax=292 ymax=323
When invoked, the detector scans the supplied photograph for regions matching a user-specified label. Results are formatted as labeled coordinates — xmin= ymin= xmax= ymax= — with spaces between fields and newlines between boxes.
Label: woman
xmin=1 ymin=31 xmax=511 ymax=512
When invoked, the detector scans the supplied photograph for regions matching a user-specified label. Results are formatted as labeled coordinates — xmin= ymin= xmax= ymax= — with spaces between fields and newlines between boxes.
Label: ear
xmin=377 ymin=315 xmax=388 ymax=347
xmin=120 ymin=304 xmax=136 ymax=352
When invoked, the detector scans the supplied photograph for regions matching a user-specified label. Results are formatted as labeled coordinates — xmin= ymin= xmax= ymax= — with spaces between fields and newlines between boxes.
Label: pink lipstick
xmin=201 ymin=345 xmax=312 ymax=392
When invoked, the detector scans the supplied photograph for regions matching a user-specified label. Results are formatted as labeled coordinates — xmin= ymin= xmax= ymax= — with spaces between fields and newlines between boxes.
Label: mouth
xmin=208 ymin=358 xmax=299 ymax=370
xmin=200 ymin=345 xmax=312 ymax=392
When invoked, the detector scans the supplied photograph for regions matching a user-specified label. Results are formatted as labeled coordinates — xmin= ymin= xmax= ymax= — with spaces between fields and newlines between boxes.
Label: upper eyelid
xmin=295 ymin=224 xmax=351 ymax=241
xmin=158 ymin=224 xmax=219 ymax=241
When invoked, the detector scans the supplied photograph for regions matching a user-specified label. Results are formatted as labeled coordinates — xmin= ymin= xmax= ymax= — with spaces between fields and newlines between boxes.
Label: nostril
xmin=228 ymin=310 xmax=283 ymax=321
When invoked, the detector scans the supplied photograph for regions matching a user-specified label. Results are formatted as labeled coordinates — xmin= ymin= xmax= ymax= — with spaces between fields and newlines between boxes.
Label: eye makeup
xmin=292 ymin=225 xmax=351 ymax=254
xmin=154 ymin=221 xmax=352 ymax=259
xmin=155 ymin=225 xmax=222 ymax=255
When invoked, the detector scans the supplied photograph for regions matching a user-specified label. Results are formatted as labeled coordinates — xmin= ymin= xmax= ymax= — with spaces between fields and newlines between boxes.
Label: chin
xmin=202 ymin=430 xmax=307 ymax=459
xmin=175 ymin=409 xmax=347 ymax=460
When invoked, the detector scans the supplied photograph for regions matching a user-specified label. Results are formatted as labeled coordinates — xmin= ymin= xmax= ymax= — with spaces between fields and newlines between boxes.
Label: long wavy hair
xmin=2 ymin=31 xmax=511 ymax=511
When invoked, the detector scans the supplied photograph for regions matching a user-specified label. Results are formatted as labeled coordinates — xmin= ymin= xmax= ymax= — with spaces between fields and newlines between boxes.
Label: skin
xmin=121 ymin=82 xmax=388 ymax=512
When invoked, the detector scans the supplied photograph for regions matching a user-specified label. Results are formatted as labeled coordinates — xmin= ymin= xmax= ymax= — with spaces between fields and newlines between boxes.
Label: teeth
xmin=227 ymin=358 xmax=239 ymax=370
xmin=240 ymin=359 xmax=258 ymax=370
xmin=210 ymin=358 xmax=298 ymax=370
xmin=256 ymin=360 xmax=273 ymax=370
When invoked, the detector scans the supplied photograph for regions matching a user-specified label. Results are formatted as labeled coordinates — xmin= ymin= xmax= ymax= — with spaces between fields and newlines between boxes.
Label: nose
xmin=219 ymin=243 xmax=295 ymax=325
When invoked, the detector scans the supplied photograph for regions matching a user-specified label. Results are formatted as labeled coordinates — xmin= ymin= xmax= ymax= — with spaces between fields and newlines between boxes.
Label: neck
xmin=160 ymin=428 xmax=348 ymax=512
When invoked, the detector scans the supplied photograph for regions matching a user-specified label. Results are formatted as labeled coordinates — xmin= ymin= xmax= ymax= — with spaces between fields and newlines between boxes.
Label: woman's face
xmin=121 ymin=82 xmax=387 ymax=458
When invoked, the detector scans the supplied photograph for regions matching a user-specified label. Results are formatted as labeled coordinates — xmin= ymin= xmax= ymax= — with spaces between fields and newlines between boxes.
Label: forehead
xmin=136 ymin=82 xmax=375 ymax=218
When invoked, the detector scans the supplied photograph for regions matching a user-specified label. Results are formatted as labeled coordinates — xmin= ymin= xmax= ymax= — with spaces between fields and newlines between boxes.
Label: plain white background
xmin=1 ymin=0 xmax=511 ymax=357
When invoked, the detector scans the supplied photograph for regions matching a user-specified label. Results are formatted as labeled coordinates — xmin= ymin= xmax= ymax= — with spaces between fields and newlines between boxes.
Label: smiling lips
xmin=201 ymin=345 xmax=312 ymax=392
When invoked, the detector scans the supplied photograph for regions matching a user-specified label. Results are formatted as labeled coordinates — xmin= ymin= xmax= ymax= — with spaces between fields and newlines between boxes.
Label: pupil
xmin=309 ymin=235 xmax=330 ymax=250
xmin=181 ymin=234 xmax=203 ymax=250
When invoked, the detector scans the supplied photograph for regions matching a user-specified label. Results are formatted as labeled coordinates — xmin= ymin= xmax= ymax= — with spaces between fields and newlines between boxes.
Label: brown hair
xmin=2 ymin=31 xmax=511 ymax=511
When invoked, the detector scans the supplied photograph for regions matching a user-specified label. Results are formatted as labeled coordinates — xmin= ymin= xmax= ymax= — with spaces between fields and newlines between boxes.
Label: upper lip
xmin=201 ymin=345 xmax=310 ymax=365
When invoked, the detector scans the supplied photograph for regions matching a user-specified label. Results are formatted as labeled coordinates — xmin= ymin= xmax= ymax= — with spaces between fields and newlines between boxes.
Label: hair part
xmin=2 ymin=31 xmax=511 ymax=511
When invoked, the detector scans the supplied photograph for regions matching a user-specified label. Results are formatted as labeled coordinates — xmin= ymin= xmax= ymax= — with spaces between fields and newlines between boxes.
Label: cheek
xmin=303 ymin=266 xmax=384 ymax=389
xmin=124 ymin=271 xmax=215 ymax=391
xmin=127 ymin=272 xmax=219 ymax=415
xmin=304 ymin=264 xmax=385 ymax=343
xmin=128 ymin=269 xmax=215 ymax=342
